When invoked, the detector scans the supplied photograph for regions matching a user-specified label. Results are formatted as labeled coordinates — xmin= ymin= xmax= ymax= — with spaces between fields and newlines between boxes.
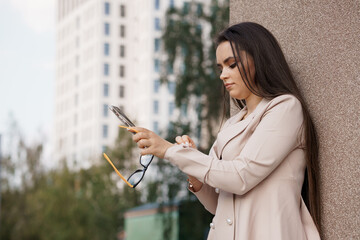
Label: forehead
xmin=216 ymin=41 xmax=234 ymax=60
xmin=216 ymin=41 xmax=250 ymax=64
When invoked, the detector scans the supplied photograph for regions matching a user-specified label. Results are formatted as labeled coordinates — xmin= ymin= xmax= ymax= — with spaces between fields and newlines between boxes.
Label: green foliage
xmin=144 ymin=1 xmax=229 ymax=239
xmin=162 ymin=0 xmax=230 ymax=150
xmin=0 ymin=127 xmax=141 ymax=239
xmin=1 ymin=1 xmax=230 ymax=238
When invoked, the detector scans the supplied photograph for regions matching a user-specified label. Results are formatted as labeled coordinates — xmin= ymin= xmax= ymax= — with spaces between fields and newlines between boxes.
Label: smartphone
xmin=108 ymin=105 xmax=136 ymax=127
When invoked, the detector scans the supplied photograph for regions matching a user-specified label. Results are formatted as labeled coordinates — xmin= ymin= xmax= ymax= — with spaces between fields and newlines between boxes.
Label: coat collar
xmin=216 ymin=97 xmax=269 ymax=158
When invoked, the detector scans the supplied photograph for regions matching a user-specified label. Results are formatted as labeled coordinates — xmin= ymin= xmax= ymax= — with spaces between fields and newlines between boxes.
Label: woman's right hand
xmin=175 ymin=135 xmax=197 ymax=149
xmin=174 ymin=135 xmax=203 ymax=191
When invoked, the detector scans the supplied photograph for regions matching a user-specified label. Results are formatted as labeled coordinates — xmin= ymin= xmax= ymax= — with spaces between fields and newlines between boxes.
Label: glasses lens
xmin=140 ymin=154 xmax=153 ymax=167
xmin=127 ymin=170 xmax=145 ymax=186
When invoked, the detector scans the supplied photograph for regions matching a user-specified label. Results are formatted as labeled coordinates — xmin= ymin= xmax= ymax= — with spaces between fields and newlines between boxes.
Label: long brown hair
xmin=216 ymin=22 xmax=321 ymax=231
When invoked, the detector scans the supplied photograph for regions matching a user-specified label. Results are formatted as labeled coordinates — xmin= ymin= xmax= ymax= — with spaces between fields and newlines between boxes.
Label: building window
xmin=104 ymin=23 xmax=110 ymax=35
xmin=104 ymin=63 xmax=109 ymax=75
xmin=104 ymin=2 xmax=110 ymax=15
xmin=119 ymin=65 xmax=125 ymax=78
xmin=120 ymin=25 xmax=125 ymax=38
xmin=168 ymin=81 xmax=175 ymax=94
xmin=183 ymin=2 xmax=190 ymax=14
xmin=103 ymin=83 xmax=109 ymax=97
xmin=155 ymin=18 xmax=161 ymax=30
xmin=104 ymin=43 xmax=110 ymax=56
xmin=154 ymin=38 xmax=160 ymax=52
xmin=103 ymin=104 xmax=108 ymax=117
xmin=170 ymin=0 xmax=175 ymax=8
xmin=155 ymin=0 xmax=160 ymax=10
xmin=120 ymin=5 xmax=125 ymax=17
xmin=169 ymin=102 xmax=175 ymax=115
xmin=153 ymin=121 xmax=159 ymax=134
xmin=153 ymin=100 xmax=159 ymax=114
xmin=154 ymin=80 xmax=160 ymax=93
xmin=197 ymin=3 xmax=203 ymax=15
xmin=119 ymin=45 xmax=125 ymax=57
xmin=154 ymin=59 xmax=160 ymax=72
xmin=103 ymin=124 xmax=108 ymax=138
xmin=119 ymin=85 xmax=125 ymax=98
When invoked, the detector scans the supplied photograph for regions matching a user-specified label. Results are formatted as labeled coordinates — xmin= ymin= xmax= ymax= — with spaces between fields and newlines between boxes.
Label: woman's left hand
xmin=131 ymin=127 xmax=174 ymax=159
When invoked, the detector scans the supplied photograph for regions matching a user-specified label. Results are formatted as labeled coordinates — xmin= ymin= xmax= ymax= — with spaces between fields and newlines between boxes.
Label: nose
xmin=219 ymin=68 xmax=229 ymax=81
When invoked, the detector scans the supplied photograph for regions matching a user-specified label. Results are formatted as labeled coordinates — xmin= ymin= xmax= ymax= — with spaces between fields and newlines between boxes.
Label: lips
xmin=224 ymin=83 xmax=234 ymax=89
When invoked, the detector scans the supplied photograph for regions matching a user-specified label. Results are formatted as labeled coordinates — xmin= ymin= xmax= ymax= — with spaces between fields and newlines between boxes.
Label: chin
xmin=229 ymin=92 xmax=245 ymax=100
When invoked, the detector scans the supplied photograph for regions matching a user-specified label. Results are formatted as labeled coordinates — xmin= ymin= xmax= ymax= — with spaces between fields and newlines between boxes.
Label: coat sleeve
xmin=189 ymin=183 xmax=218 ymax=215
xmin=164 ymin=96 xmax=304 ymax=195
xmin=188 ymin=145 xmax=220 ymax=215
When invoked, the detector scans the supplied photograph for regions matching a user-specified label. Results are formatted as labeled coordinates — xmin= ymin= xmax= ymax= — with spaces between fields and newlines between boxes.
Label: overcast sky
xmin=0 ymin=0 xmax=56 ymax=151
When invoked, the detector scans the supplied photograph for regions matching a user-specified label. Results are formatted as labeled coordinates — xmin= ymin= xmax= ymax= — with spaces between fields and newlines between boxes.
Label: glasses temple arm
xmin=103 ymin=153 xmax=134 ymax=188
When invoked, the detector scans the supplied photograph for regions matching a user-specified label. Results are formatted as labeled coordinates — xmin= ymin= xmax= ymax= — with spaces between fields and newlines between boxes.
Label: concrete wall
xmin=230 ymin=1 xmax=359 ymax=239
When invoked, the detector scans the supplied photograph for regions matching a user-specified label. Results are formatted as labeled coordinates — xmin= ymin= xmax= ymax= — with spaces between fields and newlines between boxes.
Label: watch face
xmin=109 ymin=105 xmax=135 ymax=127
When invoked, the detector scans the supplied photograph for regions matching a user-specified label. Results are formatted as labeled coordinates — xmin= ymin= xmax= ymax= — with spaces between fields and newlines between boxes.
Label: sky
xmin=0 ymin=0 xmax=56 ymax=152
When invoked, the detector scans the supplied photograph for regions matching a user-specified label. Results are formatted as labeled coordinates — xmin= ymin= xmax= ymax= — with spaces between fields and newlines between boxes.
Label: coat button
xmin=215 ymin=188 xmax=219 ymax=193
xmin=210 ymin=222 xmax=215 ymax=229
xmin=226 ymin=219 xmax=233 ymax=225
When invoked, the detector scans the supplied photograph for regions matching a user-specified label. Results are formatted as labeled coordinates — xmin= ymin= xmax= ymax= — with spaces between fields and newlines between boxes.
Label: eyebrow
xmin=216 ymin=56 xmax=235 ymax=67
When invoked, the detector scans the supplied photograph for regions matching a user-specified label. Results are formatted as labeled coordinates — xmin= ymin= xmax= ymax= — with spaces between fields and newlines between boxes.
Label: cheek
xmin=234 ymin=71 xmax=246 ymax=86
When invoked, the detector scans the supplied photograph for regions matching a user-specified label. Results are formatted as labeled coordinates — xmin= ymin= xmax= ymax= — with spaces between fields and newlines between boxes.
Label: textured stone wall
xmin=229 ymin=0 xmax=359 ymax=239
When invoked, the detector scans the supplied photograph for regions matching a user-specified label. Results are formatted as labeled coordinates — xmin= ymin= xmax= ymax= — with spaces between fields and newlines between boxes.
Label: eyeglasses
xmin=103 ymin=152 xmax=154 ymax=188
xmin=103 ymin=106 xmax=154 ymax=188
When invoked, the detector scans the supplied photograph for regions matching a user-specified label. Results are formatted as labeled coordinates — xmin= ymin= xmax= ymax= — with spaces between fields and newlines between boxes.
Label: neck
xmin=244 ymin=94 xmax=263 ymax=114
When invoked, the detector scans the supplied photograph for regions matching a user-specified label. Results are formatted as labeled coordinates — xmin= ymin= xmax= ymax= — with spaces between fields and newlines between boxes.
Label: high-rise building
xmin=54 ymin=0 xmax=199 ymax=167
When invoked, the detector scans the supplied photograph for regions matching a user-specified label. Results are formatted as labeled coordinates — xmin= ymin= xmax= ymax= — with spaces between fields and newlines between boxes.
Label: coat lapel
xmin=216 ymin=98 xmax=269 ymax=158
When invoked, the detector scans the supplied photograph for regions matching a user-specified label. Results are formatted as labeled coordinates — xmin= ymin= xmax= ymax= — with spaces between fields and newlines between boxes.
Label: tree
xmin=141 ymin=1 xmax=229 ymax=239
xmin=0 ymin=122 xmax=141 ymax=240
xmin=162 ymin=0 xmax=230 ymax=151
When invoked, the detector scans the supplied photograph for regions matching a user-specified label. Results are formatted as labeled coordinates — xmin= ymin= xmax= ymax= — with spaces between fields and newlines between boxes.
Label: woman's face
xmin=216 ymin=41 xmax=256 ymax=101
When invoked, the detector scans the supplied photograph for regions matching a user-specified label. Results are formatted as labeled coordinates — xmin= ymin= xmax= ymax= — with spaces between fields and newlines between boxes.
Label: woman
xmin=130 ymin=22 xmax=321 ymax=239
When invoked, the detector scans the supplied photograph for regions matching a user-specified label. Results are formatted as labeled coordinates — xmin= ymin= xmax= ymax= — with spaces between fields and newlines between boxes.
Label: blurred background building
xmin=54 ymin=0 xmax=199 ymax=167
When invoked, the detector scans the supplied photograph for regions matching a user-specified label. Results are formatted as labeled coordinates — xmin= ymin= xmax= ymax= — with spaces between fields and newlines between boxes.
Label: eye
xmin=229 ymin=63 xmax=237 ymax=69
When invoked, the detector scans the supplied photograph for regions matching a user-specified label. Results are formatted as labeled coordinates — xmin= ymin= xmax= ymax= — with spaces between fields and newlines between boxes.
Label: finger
xmin=182 ymin=135 xmax=190 ymax=143
xmin=182 ymin=135 xmax=196 ymax=148
xmin=175 ymin=136 xmax=184 ymax=144
xmin=188 ymin=137 xmax=196 ymax=147
xmin=130 ymin=127 xmax=147 ymax=133
xmin=137 ymin=139 xmax=151 ymax=149
xmin=140 ymin=147 xmax=153 ymax=156
xmin=182 ymin=135 xmax=193 ymax=147
xmin=133 ymin=132 xmax=148 ymax=142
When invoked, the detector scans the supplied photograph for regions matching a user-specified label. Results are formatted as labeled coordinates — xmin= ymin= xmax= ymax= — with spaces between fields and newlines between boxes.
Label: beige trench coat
xmin=164 ymin=94 xmax=320 ymax=240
